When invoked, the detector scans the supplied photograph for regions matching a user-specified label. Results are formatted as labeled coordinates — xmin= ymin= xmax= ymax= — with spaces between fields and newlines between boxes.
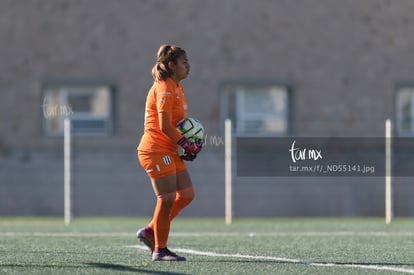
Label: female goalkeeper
xmin=136 ymin=45 xmax=203 ymax=261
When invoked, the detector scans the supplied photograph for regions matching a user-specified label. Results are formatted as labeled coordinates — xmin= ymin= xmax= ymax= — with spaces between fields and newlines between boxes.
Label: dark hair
xmin=152 ymin=45 xmax=186 ymax=81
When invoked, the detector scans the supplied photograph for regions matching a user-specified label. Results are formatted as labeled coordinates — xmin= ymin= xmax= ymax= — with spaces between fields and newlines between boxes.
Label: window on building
xmin=396 ymin=86 xmax=414 ymax=136
xmin=221 ymin=83 xmax=292 ymax=136
xmin=42 ymin=82 xmax=115 ymax=136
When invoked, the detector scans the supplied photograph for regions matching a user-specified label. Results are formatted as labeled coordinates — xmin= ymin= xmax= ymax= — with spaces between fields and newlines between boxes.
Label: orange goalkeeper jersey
xmin=138 ymin=78 xmax=188 ymax=153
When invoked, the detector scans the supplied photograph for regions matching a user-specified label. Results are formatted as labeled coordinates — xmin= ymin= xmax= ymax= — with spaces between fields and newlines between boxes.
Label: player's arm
xmin=158 ymin=112 xmax=202 ymax=155
xmin=158 ymin=111 xmax=182 ymax=143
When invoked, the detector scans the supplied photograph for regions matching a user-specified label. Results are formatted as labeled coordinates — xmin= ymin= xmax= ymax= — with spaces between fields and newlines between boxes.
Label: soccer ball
xmin=176 ymin=117 xmax=205 ymax=142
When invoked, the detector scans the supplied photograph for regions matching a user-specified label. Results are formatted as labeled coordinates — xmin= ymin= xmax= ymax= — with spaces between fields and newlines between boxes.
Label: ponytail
xmin=152 ymin=45 xmax=186 ymax=81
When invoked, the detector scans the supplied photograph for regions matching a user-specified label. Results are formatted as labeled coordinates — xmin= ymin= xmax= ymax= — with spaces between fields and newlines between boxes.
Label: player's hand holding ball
xmin=177 ymin=136 xmax=203 ymax=155
xmin=176 ymin=117 xmax=205 ymax=161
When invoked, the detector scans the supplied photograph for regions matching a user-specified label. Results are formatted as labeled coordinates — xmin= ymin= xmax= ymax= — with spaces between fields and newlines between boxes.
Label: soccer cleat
xmin=136 ymin=226 xmax=155 ymax=253
xmin=152 ymin=247 xmax=186 ymax=261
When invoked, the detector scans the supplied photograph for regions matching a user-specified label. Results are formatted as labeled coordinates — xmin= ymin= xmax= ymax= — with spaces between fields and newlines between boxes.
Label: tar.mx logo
xmin=289 ymin=140 xmax=323 ymax=163
xmin=204 ymin=134 xmax=224 ymax=147
xmin=41 ymin=96 xmax=74 ymax=119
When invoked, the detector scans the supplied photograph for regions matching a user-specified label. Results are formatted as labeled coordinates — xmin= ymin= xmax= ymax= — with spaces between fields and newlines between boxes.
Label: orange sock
xmin=149 ymin=192 xmax=176 ymax=248
xmin=169 ymin=186 xmax=195 ymax=221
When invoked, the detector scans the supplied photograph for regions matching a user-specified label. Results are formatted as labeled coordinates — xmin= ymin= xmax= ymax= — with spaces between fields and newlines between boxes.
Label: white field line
xmin=1 ymin=231 xmax=413 ymax=273
xmin=131 ymin=244 xmax=414 ymax=274
xmin=1 ymin=231 xmax=414 ymax=237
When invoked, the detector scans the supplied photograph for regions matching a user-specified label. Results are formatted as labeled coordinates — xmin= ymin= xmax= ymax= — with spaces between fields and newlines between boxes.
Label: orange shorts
xmin=137 ymin=151 xmax=187 ymax=179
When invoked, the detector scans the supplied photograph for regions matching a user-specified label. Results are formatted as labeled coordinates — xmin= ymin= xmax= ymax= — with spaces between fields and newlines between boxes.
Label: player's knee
xmin=187 ymin=190 xmax=195 ymax=201
xmin=157 ymin=192 xmax=176 ymax=203
xmin=178 ymin=186 xmax=195 ymax=200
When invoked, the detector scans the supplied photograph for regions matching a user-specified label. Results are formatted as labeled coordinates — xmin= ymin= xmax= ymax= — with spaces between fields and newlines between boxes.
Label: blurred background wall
xmin=1 ymin=0 xmax=414 ymax=217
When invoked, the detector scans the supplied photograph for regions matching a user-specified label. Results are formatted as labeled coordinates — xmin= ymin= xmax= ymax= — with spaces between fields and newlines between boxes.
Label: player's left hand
xmin=180 ymin=153 xmax=197 ymax=161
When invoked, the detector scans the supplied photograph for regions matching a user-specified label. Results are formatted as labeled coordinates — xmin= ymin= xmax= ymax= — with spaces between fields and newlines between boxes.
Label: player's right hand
xmin=177 ymin=137 xmax=203 ymax=155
